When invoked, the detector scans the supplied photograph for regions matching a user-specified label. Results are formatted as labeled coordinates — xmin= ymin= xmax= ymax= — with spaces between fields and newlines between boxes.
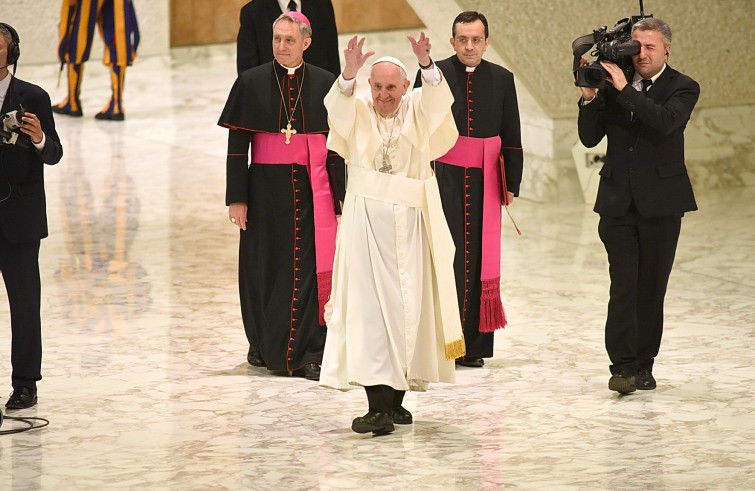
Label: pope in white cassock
xmin=319 ymin=33 xmax=463 ymax=436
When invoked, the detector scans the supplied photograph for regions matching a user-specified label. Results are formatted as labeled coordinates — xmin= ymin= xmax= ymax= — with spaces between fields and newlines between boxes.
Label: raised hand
xmin=407 ymin=32 xmax=432 ymax=67
xmin=342 ymin=36 xmax=375 ymax=80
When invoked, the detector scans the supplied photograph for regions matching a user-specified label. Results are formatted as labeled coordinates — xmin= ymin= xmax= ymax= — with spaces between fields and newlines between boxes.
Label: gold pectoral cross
xmin=281 ymin=123 xmax=297 ymax=144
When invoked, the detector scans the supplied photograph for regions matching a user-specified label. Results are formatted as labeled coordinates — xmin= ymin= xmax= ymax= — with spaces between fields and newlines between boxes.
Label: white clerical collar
xmin=466 ymin=65 xmax=476 ymax=73
xmin=283 ymin=61 xmax=303 ymax=75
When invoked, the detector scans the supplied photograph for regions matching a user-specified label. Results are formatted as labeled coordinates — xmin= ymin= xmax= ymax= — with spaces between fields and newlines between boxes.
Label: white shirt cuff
xmin=33 ymin=133 xmax=46 ymax=150
xmin=420 ymin=65 xmax=441 ymax=86
xmin=337 ymin=75 xmax=356 ymax=96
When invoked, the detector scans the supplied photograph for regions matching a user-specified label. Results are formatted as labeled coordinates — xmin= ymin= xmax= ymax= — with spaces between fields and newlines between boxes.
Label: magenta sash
xmin=436 ymin=135 xmax=507 ymax=332
xmin=252 ymin=132 xmax=337 ymax=326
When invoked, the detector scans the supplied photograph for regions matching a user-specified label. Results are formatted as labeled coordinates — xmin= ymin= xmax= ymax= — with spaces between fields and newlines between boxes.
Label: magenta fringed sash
xmin=252 ymin=132 xmax=337 ymax=326
xmin=436 ymin=135 xmax=507 ymax=332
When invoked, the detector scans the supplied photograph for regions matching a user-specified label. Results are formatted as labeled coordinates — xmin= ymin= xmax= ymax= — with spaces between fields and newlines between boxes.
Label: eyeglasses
xmin=454 ymin=36 xmax=485 ymax=46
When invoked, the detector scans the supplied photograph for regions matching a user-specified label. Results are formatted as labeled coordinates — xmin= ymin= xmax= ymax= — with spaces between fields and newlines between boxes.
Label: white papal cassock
xmin=319 ymin=66 xmax=463 ymax=392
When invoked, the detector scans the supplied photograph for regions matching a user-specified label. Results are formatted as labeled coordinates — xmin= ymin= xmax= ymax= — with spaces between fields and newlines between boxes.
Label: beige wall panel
xmin=333 ymin=0 xmax=423 ymax=33
xmin=171 ymin=0 xmax=248 ymax=46
xmin=169 ymin=0 xmax=424 ymax=47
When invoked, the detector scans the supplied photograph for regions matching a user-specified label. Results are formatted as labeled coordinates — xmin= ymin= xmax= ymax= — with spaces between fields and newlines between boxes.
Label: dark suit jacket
xmin=236 ymin=0 xmax=341 ymax=77
xmin=0 ymin=76 xmax=64 ymax=243
xmin=578 ymin=65 xmax=699 ymax=218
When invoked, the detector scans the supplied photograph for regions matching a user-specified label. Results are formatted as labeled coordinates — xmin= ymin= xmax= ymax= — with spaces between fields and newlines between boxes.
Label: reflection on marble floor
xmin=2 ymin=36 xmax=755 ymax=490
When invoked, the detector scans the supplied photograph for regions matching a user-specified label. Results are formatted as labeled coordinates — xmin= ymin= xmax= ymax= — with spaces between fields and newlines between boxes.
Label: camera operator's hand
xmin=600 ymin=61 xmax=628 ymax=91
xmin=342 ymin=36 xmax=374 ymax=81
xmin=19 ymin=112 xmax=44 ymax=145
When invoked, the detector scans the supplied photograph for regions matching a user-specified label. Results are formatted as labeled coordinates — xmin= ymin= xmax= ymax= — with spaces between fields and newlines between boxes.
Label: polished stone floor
xmin=1 ymin=36 xmax=754 ymax=490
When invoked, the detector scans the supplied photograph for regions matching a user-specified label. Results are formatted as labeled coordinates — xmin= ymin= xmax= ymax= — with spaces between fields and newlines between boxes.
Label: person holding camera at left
xmin=577 ymin=17 xmax=699 ymax=395
xmin=0 ymin=23 xmax=64 ymax=409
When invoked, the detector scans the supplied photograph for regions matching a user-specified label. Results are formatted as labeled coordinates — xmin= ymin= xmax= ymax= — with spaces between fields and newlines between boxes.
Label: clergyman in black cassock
xmin=416 ymin=12 xmax=523 ymax=367
xmin=218 ymin=13 xmax=344 ymax=379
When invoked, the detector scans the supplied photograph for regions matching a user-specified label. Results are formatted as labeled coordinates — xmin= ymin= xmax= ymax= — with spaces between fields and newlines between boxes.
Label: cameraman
xmin=577 ymin=18 xmax=699 ymax=394
xmin=0 ymin=23 xmax=63 ymax=409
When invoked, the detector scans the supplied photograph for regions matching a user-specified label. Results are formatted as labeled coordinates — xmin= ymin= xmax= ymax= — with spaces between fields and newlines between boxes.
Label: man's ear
xmin=402 ymin=78 xmax=411 ymax=94
xmin=303 ymin=38 xmax=312 ymax=51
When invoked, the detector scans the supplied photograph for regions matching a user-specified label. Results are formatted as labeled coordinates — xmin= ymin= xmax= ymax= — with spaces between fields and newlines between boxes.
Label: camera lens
xmin=579 ymin=63 xmax=606 ymax=88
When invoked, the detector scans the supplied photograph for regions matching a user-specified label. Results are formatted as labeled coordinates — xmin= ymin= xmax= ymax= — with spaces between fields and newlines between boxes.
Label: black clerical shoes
xmin=636 ymin=370 xmax=657 ymax=390
xmin=294 ymin=363 xmax=321 ymax=381
xmin=392 ymin=406 xmax=413 ymax=425
xmin=94 ymin=111 xmax=125 ymax=121
xmin=246 ymin=346 xmax=265 ymax=367
xmin=352 ymin=411 xmax=395 ymax=435
xmin=5 ymin=387 xmax=37 ymax=410
xmin=608 ymin=372 xmax=636 ymax=394
xmin=456 ymin=356 xmax=484 ymax=368
xmin=52 ymin=104 xmax=83 ymax=117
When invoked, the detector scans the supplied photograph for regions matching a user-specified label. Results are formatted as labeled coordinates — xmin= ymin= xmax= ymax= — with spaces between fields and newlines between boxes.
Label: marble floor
xmin=1 ymin=34 xmax=754 ymax=490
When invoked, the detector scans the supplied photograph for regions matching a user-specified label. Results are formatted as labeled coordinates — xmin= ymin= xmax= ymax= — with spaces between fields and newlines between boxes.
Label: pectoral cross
xmin=281 ymin=123 xmax=297 ymax=144
xmin=379 ymin=157 xmax=393 ymax=173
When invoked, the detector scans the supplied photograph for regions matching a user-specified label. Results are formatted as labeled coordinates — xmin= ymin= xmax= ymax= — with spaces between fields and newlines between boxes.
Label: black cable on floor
xmin=0 ymin=412 xmax=50 ymax=435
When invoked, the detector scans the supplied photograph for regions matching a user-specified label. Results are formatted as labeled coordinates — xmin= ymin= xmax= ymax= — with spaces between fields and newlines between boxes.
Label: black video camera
xmin=572 ymin=1 xmax=652 ymax=88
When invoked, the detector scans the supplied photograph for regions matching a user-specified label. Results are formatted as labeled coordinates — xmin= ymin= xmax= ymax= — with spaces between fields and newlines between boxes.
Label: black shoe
xmin=456 ymin=356 xmax=484 ymax=368
xmin=52 ymin=104 xmax=83 ymax=117
xmin=636 ymin=369 xmax=656 ymax=390
xmin=608 ymin=373 xmax=636 ymax=394
xmin=294 ymin=362 xmax=320 ymax=381
xmin=392 ymin=406 xmax=413 ymax=425
xmin=352 ymin=411 xmax=395 ymax=435
xmin=95 ymin=111 xmax=125 ymax=121
xmin=246 ymin=346 xmax=265 ymax=367
xmin=5 ymin=387 xmax=37 ymax=409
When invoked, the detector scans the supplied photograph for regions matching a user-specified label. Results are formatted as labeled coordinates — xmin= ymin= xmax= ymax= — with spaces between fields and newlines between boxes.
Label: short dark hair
xmin=632 ymin=17 xmax=672 ymax=46
xmin=452 ymin=11 xmax=489 ymax=38
xmin=0 ymin=24 xmax=13 ymax=47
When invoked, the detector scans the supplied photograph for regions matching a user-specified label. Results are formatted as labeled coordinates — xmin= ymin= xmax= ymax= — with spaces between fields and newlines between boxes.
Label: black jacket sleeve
xmin=226 ymin=129 xmax=251 ymax=205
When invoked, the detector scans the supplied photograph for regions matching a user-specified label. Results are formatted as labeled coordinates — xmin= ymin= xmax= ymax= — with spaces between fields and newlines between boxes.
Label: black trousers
xmin=0 ymin=233 xmax=42 ymax=390
xmin=598 ymin=205 xmax=681 ymax=375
